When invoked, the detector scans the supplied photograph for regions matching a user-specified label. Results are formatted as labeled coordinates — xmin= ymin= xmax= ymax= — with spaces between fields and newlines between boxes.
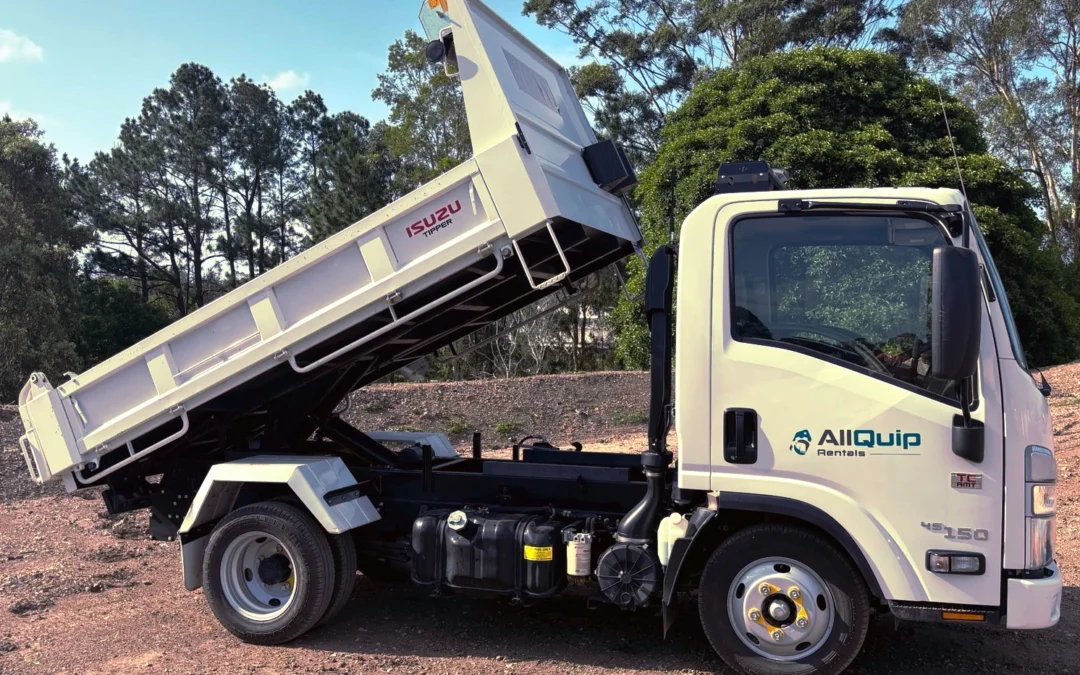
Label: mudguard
xmin=177 ymin=455 xmax=380 ymax=590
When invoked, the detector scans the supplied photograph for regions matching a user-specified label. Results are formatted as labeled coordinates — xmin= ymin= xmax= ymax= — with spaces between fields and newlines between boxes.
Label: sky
xmin=0 ymin=0 xmax=581 ymax=163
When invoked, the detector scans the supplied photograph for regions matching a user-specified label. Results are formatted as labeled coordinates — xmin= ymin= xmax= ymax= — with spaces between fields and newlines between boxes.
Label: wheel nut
xmin=748 ymin=609 xmax=761 ymax=622
xmin=759 ymin=583 xmax=771 ymax=595
xmin=258 ymin=554 xmax=266 ymax=561
xmin=282 ymin=582 xmax=291 ymax=591
xmin=771 ymin=629 xmax=784 ymax=641
xmin=789 ymin=587 xmax=801 ymax=600
xmin=796 ymin=617 xmax=809 ymax=628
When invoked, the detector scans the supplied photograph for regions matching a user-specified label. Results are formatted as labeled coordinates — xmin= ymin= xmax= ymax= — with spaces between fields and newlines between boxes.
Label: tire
xmin=202 ymin=500 xmax=336 ymax=645
xmin=269 ymin=496 xmax=357 ymax=627
xmin=317 ymin=529 xmax=357 ymax=627
xmin=698 ymin=524 xmax=870 ymax=675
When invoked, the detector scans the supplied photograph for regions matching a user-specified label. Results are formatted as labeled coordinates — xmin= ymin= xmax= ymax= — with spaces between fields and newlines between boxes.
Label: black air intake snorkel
xmin=616 ymin=245 xmax=676 ymax=543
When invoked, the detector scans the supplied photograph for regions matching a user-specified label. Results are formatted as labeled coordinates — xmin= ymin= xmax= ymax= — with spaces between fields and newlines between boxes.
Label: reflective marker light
xmin=926 ymin=551 xmax=985 ymax=575
xmin=941 ymin=611 xmax=985 ymax=622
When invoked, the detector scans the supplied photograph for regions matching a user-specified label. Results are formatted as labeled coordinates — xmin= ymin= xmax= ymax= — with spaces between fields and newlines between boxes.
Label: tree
xmin=0 ymin=117 xmax=88 ymax=401
xmin=226 ymin=75 xmax=281 ymax=278
xmin=289 ymin=91 xmax=331 ymax=211
xmin=613 ymin=48 xmax=1080 ymax=367
xmin=82 ymin=64 xmax=229 ymax=315
xmin=373 ymin=30 xmax=472 ymax=195
xmin=524 ymin=0 xmax=894 ymax=162
xmin=305 ymin=113 xmax=393 ymax=243
xmin=71 ymin=276 xmax=171 ymax=366
xmin=883 ymin=0 xmax=1080 ymax=249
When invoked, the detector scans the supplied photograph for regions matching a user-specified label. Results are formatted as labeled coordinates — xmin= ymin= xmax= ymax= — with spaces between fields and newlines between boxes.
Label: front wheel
xmin=698 ymin=524 xmax=870 ymax=675
xmin=203 ymin=500 xmax=336 ymax=644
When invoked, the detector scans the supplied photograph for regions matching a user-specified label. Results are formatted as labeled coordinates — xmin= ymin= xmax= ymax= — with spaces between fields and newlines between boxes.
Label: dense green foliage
xmin=524 ymin=0 xmax=892 ymax=163
xmin=0 ymin=118 xmax=87 ymax=400
xmin=614 ymin=48 xmax=1080 ymax=368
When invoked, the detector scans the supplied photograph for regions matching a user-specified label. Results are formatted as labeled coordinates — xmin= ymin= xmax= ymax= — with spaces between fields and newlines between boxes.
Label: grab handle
xmin=511 ymin=221 xmax=571 ymax=290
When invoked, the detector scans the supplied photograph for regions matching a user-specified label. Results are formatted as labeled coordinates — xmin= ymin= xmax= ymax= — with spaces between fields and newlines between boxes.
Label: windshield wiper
xmin=776 ymin=199 xmax=964 ymax=237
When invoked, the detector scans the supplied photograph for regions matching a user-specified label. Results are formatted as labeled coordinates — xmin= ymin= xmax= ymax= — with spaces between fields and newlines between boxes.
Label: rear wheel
xmin=698 ymin=524 xmax=870 ymax=675
xmin=318 ymin=529 xmax=358 ymax=626
xmin=203 ymin=500 xmax=336 ymax=644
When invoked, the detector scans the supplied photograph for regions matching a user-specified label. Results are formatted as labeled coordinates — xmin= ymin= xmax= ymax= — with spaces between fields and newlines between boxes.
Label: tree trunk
xmin=221 ymin=182 xmax=236 ymax=288
xmin=134 ymin=195 xmax=149 ymax=303
xmin=257 ymin=173 xmax=265 ymax=275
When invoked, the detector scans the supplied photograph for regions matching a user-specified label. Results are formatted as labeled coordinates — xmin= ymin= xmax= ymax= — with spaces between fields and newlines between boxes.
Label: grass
xmin=362 ymin=401 xmax=390 ymax=413
xmin=1050 ymin=396 xmax=1080 ymax=408
xmin=613 ymin=409 xmax=649 ymax=425
xmin=446 ymin=419 xmax=468 ymax=435
xmin=494 ymin=420 xmax=520 ymax=436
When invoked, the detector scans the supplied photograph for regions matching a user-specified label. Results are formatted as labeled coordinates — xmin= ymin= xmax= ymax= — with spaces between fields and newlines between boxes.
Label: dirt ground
xmin=1 ymin=369 xmax=1079 ymax=674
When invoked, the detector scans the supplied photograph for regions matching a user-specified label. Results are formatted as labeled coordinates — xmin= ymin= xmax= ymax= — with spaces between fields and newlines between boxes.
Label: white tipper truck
xmin=15 ymin=1 xmax=1061 ymax=673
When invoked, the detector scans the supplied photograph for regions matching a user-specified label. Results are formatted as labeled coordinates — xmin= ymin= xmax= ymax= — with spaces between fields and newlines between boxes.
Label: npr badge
xmin=951 ymin=473 xmax=983 ymax=490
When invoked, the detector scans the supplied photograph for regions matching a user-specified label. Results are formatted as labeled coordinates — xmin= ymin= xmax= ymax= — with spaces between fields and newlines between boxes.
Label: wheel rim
xmin=726 ymin=556 xmax=835 ymax=661
xmin=220 ymin=530 xmax=297 ymax=621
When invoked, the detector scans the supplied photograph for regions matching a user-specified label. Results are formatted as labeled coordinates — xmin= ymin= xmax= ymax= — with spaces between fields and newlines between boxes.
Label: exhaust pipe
xmin=617 ymin=246 xmax=676 ymax=543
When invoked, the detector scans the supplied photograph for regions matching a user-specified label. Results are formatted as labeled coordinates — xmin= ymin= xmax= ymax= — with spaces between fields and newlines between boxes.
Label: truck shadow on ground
xmin=292 ymin=577 xmax=1080 ymax=674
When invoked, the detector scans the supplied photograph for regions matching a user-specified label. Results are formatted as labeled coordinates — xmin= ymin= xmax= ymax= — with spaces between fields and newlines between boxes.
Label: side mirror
xmin=931 ymin=246 xmax=982 ymax=381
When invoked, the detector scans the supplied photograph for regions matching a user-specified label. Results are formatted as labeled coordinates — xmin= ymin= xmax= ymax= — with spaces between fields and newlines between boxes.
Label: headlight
xmin=1027 ymin=517 xmax=1055 ymax=569
xmin=1025 ymin=445 xmax=1057 ymax=569
xmin=1031 ymin=484 xmax=1057 ymax=516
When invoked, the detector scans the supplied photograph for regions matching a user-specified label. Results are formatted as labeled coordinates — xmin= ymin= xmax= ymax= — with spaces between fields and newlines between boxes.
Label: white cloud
xmin=262 ymin=69 xmax=310 ymax=92
xmin=0 ymin=100 xmax=38 ymax=121
xmin=0 ymin=29 xmax=43 ymax=63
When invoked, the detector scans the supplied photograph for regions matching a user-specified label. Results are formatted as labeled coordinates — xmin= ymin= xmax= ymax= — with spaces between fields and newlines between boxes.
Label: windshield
xmin=969 ymin=214 xmax=1028 ymax=370
xmin=731 ymin=213 xmax=955 ymax=396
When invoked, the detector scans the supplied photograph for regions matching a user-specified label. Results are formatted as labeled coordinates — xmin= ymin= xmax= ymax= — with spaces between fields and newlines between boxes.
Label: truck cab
xmin=670 ymin=177 xmax=1060 ymax=662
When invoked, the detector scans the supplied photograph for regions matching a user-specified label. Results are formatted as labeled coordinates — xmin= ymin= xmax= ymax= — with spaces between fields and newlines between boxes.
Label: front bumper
xmin=1005 ymin=562 xmax=1062 ymax=629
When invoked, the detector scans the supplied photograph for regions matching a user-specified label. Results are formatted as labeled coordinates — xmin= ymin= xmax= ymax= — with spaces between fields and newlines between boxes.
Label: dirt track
xmin=1 ymin=370 xmax=1079 ymax=674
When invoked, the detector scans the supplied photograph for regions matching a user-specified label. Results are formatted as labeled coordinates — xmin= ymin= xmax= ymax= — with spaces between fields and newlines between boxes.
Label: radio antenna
xmin=911 ymin=0 xmax=969 ymax=204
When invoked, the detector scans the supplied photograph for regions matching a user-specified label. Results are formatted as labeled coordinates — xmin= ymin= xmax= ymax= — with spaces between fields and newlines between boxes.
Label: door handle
xmin=724 ymin=408 xmax=758 ymax=464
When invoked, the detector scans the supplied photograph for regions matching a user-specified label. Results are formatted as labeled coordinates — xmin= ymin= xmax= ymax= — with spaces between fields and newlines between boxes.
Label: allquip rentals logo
xmin=789 ymin=428 xmax=922 ymax=458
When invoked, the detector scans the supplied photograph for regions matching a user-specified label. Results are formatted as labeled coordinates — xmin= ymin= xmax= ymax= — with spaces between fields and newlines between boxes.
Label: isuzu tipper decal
xmin=405 ymin=200 xmax=463 ymax=239
xmin=790 ymin=428 xmax=922 ymax=458
xmin=386 ymin=181 xmax=486 ymax=265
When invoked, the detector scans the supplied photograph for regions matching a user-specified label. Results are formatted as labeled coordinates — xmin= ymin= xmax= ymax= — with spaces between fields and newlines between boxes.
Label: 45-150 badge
xmin=922 ymin=521 xmax=990 ymax=541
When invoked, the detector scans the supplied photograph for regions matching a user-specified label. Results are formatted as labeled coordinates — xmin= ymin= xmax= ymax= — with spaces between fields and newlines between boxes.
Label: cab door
xmin=709 ymin=205 xmax=1004 ymax=606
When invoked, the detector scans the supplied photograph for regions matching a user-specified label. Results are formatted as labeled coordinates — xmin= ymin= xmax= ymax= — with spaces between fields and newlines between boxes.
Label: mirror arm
xmin=957 ymin=379 xmax=973 ymax=428
xmin=952 ymin=376 xmax=985 ymax=463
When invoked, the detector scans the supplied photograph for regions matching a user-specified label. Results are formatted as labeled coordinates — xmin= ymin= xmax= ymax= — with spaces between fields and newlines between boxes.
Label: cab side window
xmin=731 ymin=214 xmax=955 ymax=397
